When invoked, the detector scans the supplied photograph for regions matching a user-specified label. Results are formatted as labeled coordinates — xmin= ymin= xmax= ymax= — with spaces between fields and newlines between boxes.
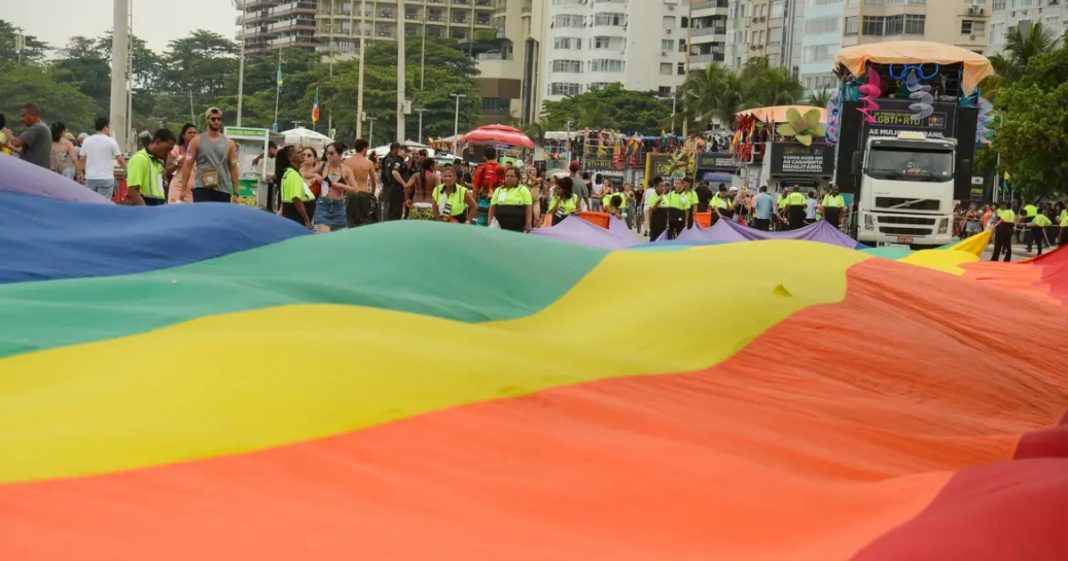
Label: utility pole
xmin=356 ymin=0 xmax=367 ymax=139
xmin=415 ymin=107 xmax=426 ymax=143
xmin=109 ymin=0 xmax=129 ymax=150
xmin=420 ymin=0 xmax=426 ymax=92
xmin=396 ymin=0 xmax=406 ymax=143
xmin=272 ymin=48 xmax=282 ymax=131
xmin=681 ymin=1 xmax=692 ymax=137
xmin=450 ymin=92 xmax=466 ymax=141
xmin=126 ymin=0 xmax=134 ymax=150
xmin=367 ymin=116 xmax=377 ymax=146
xmin=233 ymin=0 xmax=246 ymax=126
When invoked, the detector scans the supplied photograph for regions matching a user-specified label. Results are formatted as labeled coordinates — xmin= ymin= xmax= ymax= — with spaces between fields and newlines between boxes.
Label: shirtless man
xmin=342 ymin=138 xmax=378 ymax=227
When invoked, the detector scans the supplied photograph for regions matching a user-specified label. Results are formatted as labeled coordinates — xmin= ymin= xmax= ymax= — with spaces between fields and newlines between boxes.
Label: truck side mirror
xmin=960 ymin=159 xmax=972 ymax=175
xmin=851 ymin=152 xmax=862 ymax=175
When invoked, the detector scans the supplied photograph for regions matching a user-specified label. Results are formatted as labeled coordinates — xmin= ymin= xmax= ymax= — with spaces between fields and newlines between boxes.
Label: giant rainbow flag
xmin=1 ymin=156 xmax=1067 ymax=560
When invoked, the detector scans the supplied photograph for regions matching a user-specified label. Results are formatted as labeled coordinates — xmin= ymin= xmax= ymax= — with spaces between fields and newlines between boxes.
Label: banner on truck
xmin=768 ymin=143 xmax=835 ymax=176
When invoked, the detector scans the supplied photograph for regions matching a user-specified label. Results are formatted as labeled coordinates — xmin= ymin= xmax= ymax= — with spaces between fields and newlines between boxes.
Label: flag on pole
xmin=276 ymin=63 xmax=283 ymax=91
xmin=312 ymin=88 xmax=321 ymax=125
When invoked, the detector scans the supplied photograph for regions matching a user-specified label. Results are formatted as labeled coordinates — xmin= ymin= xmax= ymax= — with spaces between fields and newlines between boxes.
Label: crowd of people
xmin=5 ymin=102 xmax=1067 ymax=256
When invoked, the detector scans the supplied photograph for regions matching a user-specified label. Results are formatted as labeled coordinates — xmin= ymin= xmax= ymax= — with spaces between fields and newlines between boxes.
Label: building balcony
xmin=269 ymin=19 xmax=316 ymax=33
xmin=269 ymin=1 xmax=316 ymax=18
xmin=691 ymin=26 xmax=726 ymax=37
xmin=238 ymin=0 xmax=282 ymax=10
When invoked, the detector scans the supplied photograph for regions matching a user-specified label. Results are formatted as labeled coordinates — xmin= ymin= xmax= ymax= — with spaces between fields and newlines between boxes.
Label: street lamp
xmin=415 ymin=107 xmax=427 ymax=144
xmin=366 ymin=115 xmax=378 ymax=147
xmin=450 ymin=92 xmax=466 ymax=140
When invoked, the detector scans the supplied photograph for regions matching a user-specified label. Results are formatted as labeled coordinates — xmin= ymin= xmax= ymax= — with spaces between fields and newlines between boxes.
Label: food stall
xmin=225 ymin=127 xmax=284 ymax=209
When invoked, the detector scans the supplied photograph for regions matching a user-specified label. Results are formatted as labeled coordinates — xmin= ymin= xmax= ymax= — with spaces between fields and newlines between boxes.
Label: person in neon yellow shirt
xmin=277 ymin=145 xmax=315 ymax=229
xmin=1031 ymin=211 xmax=1053 ymax=256
xmin=125 ymin=129 xmax=176 ymax=206
xmin=662 ymin=178 xmax=693 ymax=239
xmin=432 ymin=166 xmax=478 ymax=223
xmin=487 ymin=167 xmax=533 ymax=232
xmin=784 ymin=187 xmax=807 ymax=230
xmin=822 ymin=185 xmax=845 ymax=228
xmin=990 ymin=204 xmax=1015 ymax=262
xmin=1059 ymin=205 xmax=1068 ymax=246
xmin=547 ymin=176 xmax=580 ymax=226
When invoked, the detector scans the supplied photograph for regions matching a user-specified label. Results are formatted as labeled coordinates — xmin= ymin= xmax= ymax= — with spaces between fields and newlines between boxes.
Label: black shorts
xmin=192 ymin=188 xmax=232 ymax=203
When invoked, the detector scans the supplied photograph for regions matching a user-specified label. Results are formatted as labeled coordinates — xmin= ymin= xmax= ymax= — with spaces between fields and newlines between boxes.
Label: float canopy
xmin=835 ymin=40 xmax=994 ymax=93
xmin=736 ymin=105 xmax=827 ymax=123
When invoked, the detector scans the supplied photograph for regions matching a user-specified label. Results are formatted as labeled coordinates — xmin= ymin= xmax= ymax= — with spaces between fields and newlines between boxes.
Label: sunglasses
xmin=208 ymin=117 xmax=221 ymax=122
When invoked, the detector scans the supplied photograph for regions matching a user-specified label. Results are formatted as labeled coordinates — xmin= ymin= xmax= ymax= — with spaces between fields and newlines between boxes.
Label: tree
xmin=989 ymin=24 xmax=1059 ymax=83
xmin=804 ymin=88 xmax=832 ymax=108
xmin=0 ymin=20 xmax=50 ymax=65
xmin=0 ymin=63 xmax=102 ymax=134
xmin=540 ymin=84 xmax=672 ymax=132
xmin=994 ymin=43 xmax=1068 ymax=197
xmin=677 ymin=58 xmax=803 ymax=130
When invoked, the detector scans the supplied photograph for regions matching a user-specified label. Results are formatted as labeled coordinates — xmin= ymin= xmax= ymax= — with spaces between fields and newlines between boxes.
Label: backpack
xmin=474 ymin=162 xmax=503 ymax=192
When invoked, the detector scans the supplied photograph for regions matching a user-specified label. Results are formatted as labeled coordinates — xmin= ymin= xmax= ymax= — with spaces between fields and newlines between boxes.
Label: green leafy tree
xmin=995 ymin=43 xmax=1068 ymax=197
xmin=0 ymin=63 xmax=102 ymax=133
xmin=677 ymin=58 xmax=803 ymax=130
xmin=540 ymin=84 xmax=672 ymax=132
xmin=805 ymin=88 xmax=832 ymax=108
xmin=0 ymin=20 xmax=50 ymax=65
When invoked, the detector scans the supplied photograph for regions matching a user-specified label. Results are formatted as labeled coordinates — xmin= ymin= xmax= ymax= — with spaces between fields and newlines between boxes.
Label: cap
xmin=390 ymin=142 xmax=402 ymax=150
xmin=729 ymin=186 xmax=739 ymax=192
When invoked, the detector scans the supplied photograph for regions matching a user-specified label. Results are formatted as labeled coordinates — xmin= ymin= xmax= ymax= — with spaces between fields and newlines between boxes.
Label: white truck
xmin=854 ymin=131 xmax=961 ymax=247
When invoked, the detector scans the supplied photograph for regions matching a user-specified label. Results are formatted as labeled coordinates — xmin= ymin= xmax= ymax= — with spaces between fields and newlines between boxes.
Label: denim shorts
xmin=313 ymin=197 xmax=347 ymax=229
xmin=86 ymin=179 xmax=115 ymax=200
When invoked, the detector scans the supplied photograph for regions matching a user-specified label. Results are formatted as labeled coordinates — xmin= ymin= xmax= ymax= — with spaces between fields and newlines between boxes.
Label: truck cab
xmin=856 ymin=132 xmax=959 ymax=247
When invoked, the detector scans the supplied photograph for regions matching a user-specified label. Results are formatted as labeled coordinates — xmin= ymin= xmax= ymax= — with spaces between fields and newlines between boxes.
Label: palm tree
xmin=677 ymin=62 xmax=746 ymax=129
xmin=990 ymin=23 xmax=1057 ymax=83
xmin=575 ymin=100 xmax=607 ymax=129
xmin=523 ymin=121 xmax=545 ymax=147
xmin=805 ymin=88 xmax=832 ymax=108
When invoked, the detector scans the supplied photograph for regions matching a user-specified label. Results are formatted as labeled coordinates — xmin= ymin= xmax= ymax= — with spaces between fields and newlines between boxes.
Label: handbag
xmin=199 ymin=168 xmax=220 ymax=189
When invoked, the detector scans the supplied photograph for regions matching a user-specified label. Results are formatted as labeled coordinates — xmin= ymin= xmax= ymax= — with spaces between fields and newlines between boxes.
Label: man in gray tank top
xmin=177 ymin=107 xmax=240 ymax=203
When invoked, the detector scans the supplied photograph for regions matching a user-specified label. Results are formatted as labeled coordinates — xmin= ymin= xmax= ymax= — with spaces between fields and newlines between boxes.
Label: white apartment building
xmin=799 ymin=0 xmax=845 ymax=94
xmin=989 ymin=0 xmax=1066 ymax=56
xmin=689 ymin=0 xmax=730 ymax=71
xmin=724 ymin=0 xmax=806 ymax=71
xmin=540 ymin=0 xmax=689 ymax=105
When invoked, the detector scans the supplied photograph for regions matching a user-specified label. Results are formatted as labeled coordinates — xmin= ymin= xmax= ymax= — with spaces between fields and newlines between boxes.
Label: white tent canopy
xmin=281 ymin=127 xmax=333 ymax=152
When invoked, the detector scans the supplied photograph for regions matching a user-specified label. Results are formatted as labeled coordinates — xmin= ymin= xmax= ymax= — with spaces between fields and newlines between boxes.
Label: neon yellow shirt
xmin=823 ymin=194 xmax=845 ymax=208
xmin=432 ymin=184 xmax=470 ymax=217
xmin=126 ymin=149 xmax=165 ymax=199
xmin=491 ymin=185 xmax=532 ymax=206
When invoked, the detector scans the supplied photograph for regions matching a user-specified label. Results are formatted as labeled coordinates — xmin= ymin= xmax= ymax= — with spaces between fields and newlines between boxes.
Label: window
xmin=550 ymin=82 xmax=581 ymax=96
xmin=590 ymin=59 xmax=624 ymax=72
xmin=553 ymin=14 xmax=584 ymax=28
xmin=663 ymin=16 xmax=676 ymax=29
xmin=844 ymin=16 xmax=858 ymax=35
xmin=961 ymin=20 xmax=986 ymax=35
xmin=803 ymin=44 xmax=833 ymax=63
xmin=588 ymin=82 xmax=617 ymax=91
xmin=805 ymin=16 xmax=838 ymax=34
xmin=862 ymin=16 xmax=884 ymax=36
xmin=594 ymin=12 xmax=626 ymax=26
xmin=662 ymin=39 xmax=674 ymax=51
xmin=885 ymin=15 xmax=904 ymax=35
xmin=769 ymin=27 xmax=783 ymax=44
xmin=660 ymin=62 xmax=672 ymax=75
xmin=553 ymin=37 xmax=581 ymax=49
xmin=592 ymin=36 xmax=623 ymax=49
xmin=904 ymin=14 xmax=925 ymax=35
xmin=658 ymin=86 xmax=672 ymax=96
xmin=677 ymin=62 xmax=686 ymax=75
xmin=770 ymin=1 xmax=785 ymax=18
xmin=552 ymin=59 xmax=582 ymax=72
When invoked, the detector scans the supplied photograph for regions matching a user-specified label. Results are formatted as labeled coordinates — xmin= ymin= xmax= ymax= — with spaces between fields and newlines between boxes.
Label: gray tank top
xmin=194 ymin=133 xmax=233 ymax=193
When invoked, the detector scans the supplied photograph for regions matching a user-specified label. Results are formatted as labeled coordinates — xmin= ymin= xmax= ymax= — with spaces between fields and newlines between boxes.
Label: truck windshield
xmin=867 ymin=148 xmax=953 ymax=182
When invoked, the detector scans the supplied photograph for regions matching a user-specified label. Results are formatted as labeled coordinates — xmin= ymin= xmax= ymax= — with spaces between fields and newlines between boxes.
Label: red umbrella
xmin=460 ymin=124 xmax=535 ymax=149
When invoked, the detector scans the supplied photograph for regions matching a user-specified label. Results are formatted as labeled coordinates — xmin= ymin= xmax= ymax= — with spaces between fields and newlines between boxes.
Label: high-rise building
xmin=237 ymin=1 xmax=499 ymax=56
xmin=539 ymin=0 xmax=689 ymax=106
xmin=476 ymin=0 xmax=543 ymax=125
xmin=988 ymin=1 xmax=1066 ymax=57
xmin=238 ymin=0 xmax=319 ymax=55
xmin=723 ymin=0 xmax=805 ymax=72
xmin=841 ymin=0 xmax=991 ymax=54
xmin=799 ymin=0 xmax=845 ymax=94
xmin=689 ymin=0 xmax=730 ymax=71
